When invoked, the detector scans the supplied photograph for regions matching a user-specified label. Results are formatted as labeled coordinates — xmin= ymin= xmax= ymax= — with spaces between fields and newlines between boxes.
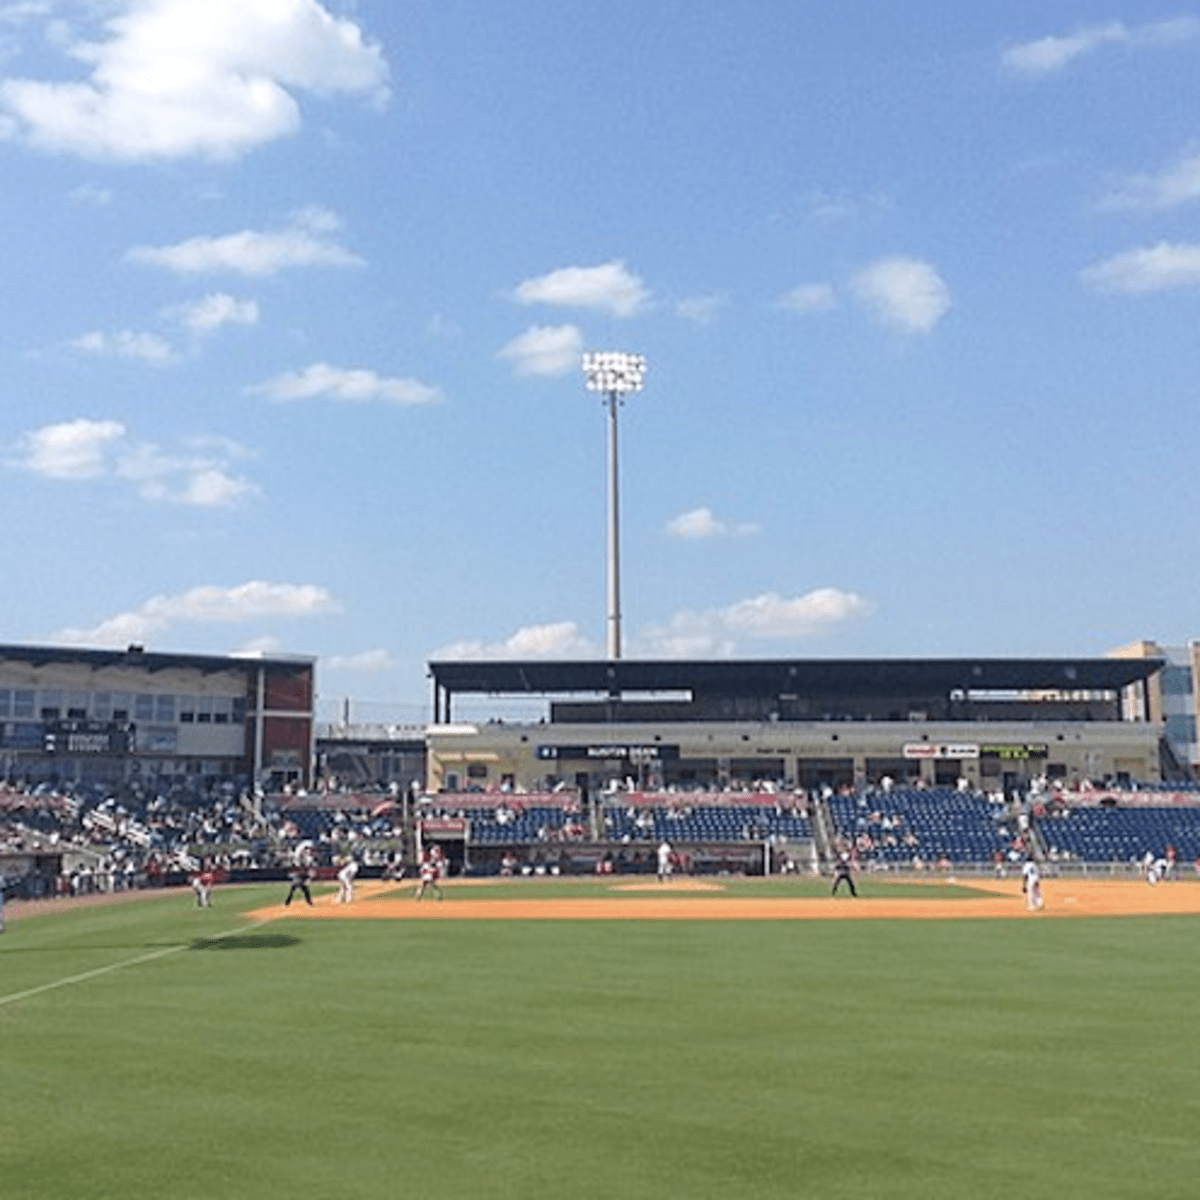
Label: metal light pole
xmin=582 ymin=351 xmax=646 ymax=660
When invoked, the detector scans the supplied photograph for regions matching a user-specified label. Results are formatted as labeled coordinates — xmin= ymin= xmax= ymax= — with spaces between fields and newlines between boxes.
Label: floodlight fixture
xmin=583 ymin=351 xmax=646 ymax=400
xmin=582 ymin=350 xmax=647 ymax=662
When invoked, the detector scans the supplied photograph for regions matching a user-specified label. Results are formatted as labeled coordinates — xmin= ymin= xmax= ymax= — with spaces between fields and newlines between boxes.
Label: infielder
xmin=335 ymin=856 xmax=359 ymax=904
xmin=1022 ymin=858 xmax=1044 ymax=910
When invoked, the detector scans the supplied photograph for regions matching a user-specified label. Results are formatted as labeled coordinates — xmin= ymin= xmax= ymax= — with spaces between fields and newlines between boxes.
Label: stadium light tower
xmin=582 ymin=350 xmax=646 ymax=661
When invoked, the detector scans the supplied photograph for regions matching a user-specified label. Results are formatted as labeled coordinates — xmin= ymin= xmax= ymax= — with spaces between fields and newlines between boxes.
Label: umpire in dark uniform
xmin=831 ymin=853 xmax=857 ymax=897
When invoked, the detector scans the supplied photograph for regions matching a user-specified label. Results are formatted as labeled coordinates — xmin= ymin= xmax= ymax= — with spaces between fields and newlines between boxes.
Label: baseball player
xmin=656 ymin=839 xmax=673 ymax=883
xmin=413 ymin=846 xmax=444 ymax=901
xmin=190 ymin=865 xmax=214 ymax=907
xmin=1022 ymin=858 xmax=1043 ymax=910
xmin=334 ymin=856 xmax=359 ymax=904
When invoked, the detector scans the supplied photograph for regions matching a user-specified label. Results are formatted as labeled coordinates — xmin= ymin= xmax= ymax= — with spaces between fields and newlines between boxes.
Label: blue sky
xmin=2 ymin=2 xmax=1200 ymax=722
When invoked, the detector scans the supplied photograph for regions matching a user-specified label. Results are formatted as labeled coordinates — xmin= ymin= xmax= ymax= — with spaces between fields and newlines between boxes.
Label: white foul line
xmin=0 ymin=918 xmax=271 ymax=1009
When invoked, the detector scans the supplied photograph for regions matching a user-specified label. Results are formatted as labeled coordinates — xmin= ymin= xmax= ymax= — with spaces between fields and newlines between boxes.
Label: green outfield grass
xmin=3 ymin=884 xmax=1200 ymax=1200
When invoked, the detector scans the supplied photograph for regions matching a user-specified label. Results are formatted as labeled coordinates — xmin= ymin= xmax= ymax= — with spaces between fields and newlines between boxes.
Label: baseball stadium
xmin=5 ymin=640 xmax=1200 ymax=1199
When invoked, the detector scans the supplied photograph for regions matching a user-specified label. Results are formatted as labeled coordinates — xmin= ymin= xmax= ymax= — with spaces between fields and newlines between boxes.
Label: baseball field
xmin=3 ymin=874 xmax=1200 ymax=1199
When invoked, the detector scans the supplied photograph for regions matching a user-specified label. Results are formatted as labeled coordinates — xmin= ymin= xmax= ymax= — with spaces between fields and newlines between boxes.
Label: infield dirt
xmin=248 ymin=876 xmax=1200 ymax=921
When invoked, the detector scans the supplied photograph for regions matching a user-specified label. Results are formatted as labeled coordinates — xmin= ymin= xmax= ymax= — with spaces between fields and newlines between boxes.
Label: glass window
xmin=111 ymin=692 xmax=131 ymax=721
xmin=1161 ymin=667 xmax=1194 ymax=697
xmin=155 ymin=694 xmax=175 ymax=723
xmin=0 ymin=690 xmax=9 ymax=719
xmin=93 ymin=692 xmax=112 ymax=719
xmin=13 ymin=690 xmax=35 ymax=719
xmin=135 ymin=694 xmax=155 ymax=722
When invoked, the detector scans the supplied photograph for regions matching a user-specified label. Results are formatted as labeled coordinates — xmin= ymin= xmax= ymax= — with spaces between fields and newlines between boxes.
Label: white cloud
xmin=498 ymin=324 xmax=583 ymax=377
xmin=1080 ymin=242 xmax=1200 ymax=294
xmin=665 ymin=506 xmax=759 ymax=540
xmin=69 ymin=181 xmax=113 ymax=205
xmin=250 ymin=362 xmax=441 ymax=405
xmin=15 ymin=417 xmax=124 ymax=479
xmin=1102 ymin=147 xmax=1200 ymax=212
xmin=71 ymin=328 xmax=175 ymax=363
xmin=851 ymin=256 xmax=951 ymax=334
xmin=674 ymin=293 xmax=725 ymax=324
xmin=127 ymin=207 xmax=362 ymax=276
xmin=325 ymin=648 xmax=395 ymax=672
xmin=433 ymin=621 xmax=598 ymax=661
xmin=176 ymin=292 xmax=260 ymax=336
xmin=13 ymin=417 xmax=257 ymax=506
xmin=513 ymin=260 xmax=650 ymax=317
xmin=635 ymin=588 xmax=874 ymax=658
xmin=778 ymin=282 xmax=836 ymax=314
xmin=1002 ymin=17 xmax=1200 ymax=76
xmin=0 ymin=0 xmax=388 ymax=161
xmin=799 ymin=188 xmax=893 ymax=223
xmin=53 ymin=580 xmax=339 ymax=647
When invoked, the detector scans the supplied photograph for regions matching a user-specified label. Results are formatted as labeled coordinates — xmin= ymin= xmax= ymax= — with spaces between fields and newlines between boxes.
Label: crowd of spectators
xmin=0 ymin=777 xmax=406 ymax=900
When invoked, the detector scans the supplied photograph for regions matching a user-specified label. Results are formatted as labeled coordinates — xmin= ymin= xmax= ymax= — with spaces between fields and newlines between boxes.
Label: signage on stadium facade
xmin=537 ymin=744 xmax=680 ymax=762
xmin=45 ymin=719 xmax=135 ymax=755
xmin=902 ymin=743 xmax=980 ymax=760
xmin=979 ymin=743 xmax=1048 ymax=760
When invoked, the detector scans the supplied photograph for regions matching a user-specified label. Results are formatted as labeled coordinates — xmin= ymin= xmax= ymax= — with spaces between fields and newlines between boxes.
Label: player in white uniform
xmin=1022 ymin=858 xmax=1043 ymax=910
xmin=335 ymin=856 xmax=359 ymax=904
xmin=657 ymin=839 xmax=673 ymax=883
xmin=190 ymin=865 xmax=214 ymax=907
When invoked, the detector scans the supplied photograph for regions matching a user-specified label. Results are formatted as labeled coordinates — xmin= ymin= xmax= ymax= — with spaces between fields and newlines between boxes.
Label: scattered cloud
xmin=14 ymin=417 xmax=124 ymax=479
xmin=851 ymin=256 xmax=951 ymax=334
xmin=1001 ymin=17 xmax=1200 ymax=76
xmin=126 ymin=207 xmax=363 ymax=277
xmin=325 ymin=648 xmax=395 ymax=672
xmin=71 ymin=328 xmax=175 ymax=364
xmin=69 ymin=181 xmax=113 ymax=205
xmin=433 ymin=621 xmax=598 ymax=661
xmin=799 ymin=188 xmax=893 ymax=222
xmin=12 ymin=417 xmax=257 ymax=506
xmin=778 ymin=282 xmax=836 ymax=314
xmin=513 ymin=260 xmax=650 ymax=317
xmin=665 ymin=506 xmax=759 ymax=540
xmin=635 ymin=588 xmax=875 ymax=658
xmin=1080 ymin=242 xmax=1200 ymax=294
xmin=0 ymin=0 xmax=389 ymax=162
xmin=249 ymin=362 xmax=442 ymax=405
xmin=498 ymin=323 xmax=583 ymax=377
xmin=1102 ymin=146 xmax=1200 ymax=212
xmin=175 ymin=292 xmax=260 ymax=336
xmin=674 ymin=293 xmax=726 ymax=324
xmin=53 ymin=580 xmax=339 ymax=647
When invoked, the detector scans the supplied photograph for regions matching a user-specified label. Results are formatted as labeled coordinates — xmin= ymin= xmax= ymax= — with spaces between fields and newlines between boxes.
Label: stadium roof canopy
xmin=429 ymin=657 xmax=1162 ymax=703
xmin=0 ymin=643 xmax=315 ymax=675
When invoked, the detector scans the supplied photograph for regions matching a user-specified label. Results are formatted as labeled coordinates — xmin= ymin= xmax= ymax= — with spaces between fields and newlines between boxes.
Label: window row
xmin=0 ymin=688 xmax=246 ymax=725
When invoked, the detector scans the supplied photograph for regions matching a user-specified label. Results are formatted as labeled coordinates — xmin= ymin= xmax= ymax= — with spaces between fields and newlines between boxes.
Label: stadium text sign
xmin=537 ymin=744 xmax=679 ymax=762
xmin=902 ymin=744 xmax=980 ymax=760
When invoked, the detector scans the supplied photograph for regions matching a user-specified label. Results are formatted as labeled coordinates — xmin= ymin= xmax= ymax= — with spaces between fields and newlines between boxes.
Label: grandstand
xmin=10 ymin=648 xmax=1200 ymax=894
